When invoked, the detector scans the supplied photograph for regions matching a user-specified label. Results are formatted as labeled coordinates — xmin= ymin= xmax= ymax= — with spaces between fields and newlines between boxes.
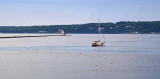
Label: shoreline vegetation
xmin=0 ymin=21 xmax=160 ymax=34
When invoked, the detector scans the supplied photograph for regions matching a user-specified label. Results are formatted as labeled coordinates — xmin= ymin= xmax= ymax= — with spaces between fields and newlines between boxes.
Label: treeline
xmin=0 ymin=21 xmax=160 ymax=34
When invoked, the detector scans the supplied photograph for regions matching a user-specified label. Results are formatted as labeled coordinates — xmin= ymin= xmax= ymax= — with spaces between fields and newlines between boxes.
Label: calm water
xmin=0 ymin=34 xmax=160 ymax=53
xmin=0 ymin=34 xmax=160 ymax=79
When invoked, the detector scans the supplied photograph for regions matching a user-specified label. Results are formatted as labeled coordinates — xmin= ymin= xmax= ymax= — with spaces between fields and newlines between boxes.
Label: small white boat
xmin=92 ymin=40 xmax=104 ymax=46
xmin=92 ymin=18 xmax=106 ymax=46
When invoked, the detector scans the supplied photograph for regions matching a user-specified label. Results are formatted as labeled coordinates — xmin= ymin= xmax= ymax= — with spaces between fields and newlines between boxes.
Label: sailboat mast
xmin=98 ymin=18 xmax=101 ymax=41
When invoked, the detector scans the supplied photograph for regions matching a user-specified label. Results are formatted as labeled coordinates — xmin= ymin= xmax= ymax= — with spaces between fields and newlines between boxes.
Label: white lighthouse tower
xmin=61 ymin=30 xmax=65 ymax=36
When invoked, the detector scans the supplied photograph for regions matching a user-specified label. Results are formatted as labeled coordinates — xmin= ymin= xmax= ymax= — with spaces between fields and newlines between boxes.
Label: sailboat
xmin=92 ymin=18 xmax=106 ymax=46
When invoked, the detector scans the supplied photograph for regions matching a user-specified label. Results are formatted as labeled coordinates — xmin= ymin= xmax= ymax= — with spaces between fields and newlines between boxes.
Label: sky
xmin=0 ymin=0 xmax=160 ymax=26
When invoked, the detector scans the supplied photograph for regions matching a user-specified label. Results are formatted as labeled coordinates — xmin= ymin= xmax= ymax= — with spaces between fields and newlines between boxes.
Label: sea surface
xmin=0 ymin=34 xmax=159 ymax=53
xmin=0 ymin=34 xmax=160 ymax=79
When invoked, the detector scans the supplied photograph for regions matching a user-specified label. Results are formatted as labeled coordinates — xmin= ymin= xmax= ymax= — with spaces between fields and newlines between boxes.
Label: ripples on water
xmin=0 ymin=34 xmax=160 ymax=53
xmin=0 ymin=34 xmax=160 ymax=79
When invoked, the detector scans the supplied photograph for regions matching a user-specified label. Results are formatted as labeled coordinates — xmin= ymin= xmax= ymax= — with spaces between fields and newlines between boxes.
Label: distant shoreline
xmin=0 ymin=32 xmax=160 ymax=34
xmin=0 ymin=21 xmax=160 ymax=34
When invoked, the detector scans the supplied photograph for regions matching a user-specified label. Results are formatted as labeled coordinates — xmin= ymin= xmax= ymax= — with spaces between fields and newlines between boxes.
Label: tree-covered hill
xmin=0 ymin=21 xmax=160 ymax=34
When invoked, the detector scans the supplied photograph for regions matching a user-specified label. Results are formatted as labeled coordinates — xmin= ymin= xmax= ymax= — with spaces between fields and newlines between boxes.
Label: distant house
xmin=115 ymin=26 xmax=119 ymax=28
xmin=126 ymin=26 xmax=132 ymax=28
xmin=75 ymin=28 xmax=78 ymax=30
xmin=89 ymin=27 xmax=93 ymax=29
xmin=110 ymin=27 xmax=113 ymax=29
xmin=132 ymin=32 xmax=139 ymax=34
xmin=150 ymin=32 xmax=155 ymax=34
xmin=39 ymin=31 xmax=46 ymax=33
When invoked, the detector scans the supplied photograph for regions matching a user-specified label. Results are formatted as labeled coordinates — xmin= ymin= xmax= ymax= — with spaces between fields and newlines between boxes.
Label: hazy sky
xmin=0 ymin=0 xmax=160 ymax=26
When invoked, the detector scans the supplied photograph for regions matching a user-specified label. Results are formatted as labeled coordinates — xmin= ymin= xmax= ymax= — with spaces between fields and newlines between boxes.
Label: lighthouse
xmin=61 ymin=30 xmax=65 ymax=36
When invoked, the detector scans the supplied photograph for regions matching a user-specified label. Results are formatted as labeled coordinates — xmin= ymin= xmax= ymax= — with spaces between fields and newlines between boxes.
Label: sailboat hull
xmin=92 ymin=42 xmax=104 ymax=46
